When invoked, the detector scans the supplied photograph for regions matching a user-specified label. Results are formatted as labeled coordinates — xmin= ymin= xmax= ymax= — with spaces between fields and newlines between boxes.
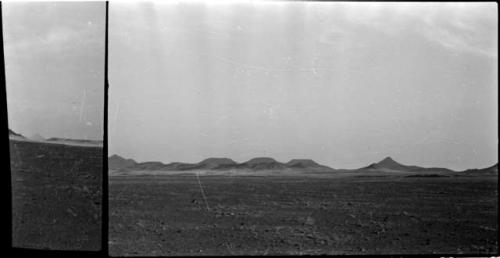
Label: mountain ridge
xmin=108 ymin=154 xmax=494 ymax=175
xmin=108 ymin=155 xmax=335 ymax=172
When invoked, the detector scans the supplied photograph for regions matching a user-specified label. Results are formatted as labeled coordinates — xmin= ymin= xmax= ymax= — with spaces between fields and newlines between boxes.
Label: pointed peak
xmin=377 ymin=157 xmax=401 ymax=165
xmin=381 ymin=156 xmax=395 ymax=162
xmin=377 ymin=156 xmax=401 ymax=165
xmin=363 ymin=156 xmax=409 ymax=170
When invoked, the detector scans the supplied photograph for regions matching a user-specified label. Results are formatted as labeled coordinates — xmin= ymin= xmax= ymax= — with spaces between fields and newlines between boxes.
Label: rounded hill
xmin=242 ymin=157 xmax=287 ymax=170
xmin=198 ymin=158 xmax=237 ymax=169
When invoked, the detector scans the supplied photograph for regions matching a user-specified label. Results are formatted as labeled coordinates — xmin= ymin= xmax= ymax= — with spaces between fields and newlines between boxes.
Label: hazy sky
xmin=4 ymin=2 xmax=105 ymax=140
xmin=109 ymin=2 xmax=498 ymax=170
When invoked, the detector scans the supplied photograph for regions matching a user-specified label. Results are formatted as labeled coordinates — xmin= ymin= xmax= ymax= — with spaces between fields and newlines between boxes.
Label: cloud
xmin=3 ymin=2 xmax=105 ymax=59
xmin=318 ymin=2 xmax=497 ymax=58
xmin=420 ymin=23 xmax=494 ymax=58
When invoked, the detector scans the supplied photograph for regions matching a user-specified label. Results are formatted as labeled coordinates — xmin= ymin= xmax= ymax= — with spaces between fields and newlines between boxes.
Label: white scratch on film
xmin=195 ymin=172 xmax=210 ymax=211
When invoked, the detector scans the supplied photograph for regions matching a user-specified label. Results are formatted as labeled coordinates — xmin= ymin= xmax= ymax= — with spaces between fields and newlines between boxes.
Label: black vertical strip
xmin=0 ymin=2 xmax=13 ymax=251
xmin=102 ymin=0 xmax=109 ymax=255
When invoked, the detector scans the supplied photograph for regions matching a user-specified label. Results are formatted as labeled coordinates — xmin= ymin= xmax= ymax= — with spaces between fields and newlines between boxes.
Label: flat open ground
xmin=10 ymin=139 xmax=102 ymax=250
xmin=109 ymin=173 xmax=497 ymax=256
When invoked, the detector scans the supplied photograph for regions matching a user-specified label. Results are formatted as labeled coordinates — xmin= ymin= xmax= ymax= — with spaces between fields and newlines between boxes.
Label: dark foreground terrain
xmin=10 ymin=139 xmax=102 ymax=250
xmin=109 ymin=173 xmax=497 ymax=256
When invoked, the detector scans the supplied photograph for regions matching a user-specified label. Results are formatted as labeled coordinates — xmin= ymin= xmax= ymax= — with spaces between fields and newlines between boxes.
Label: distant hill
xmin=460 ymin=163 xmax=498 ymax=176
xmin=482 ymin=163 xmax=498 ymax=174
xmin=363 ymin=157 xmax=419 ymax=171
xmin=132 ymin=161 xmax=169 ymax=171
xmin=30 ymin=134 xmax=46 ymax=142
xmin=122 ymin=161 xmax=200 ymax=171
xmin=45 ymin=137 xmax=103 ymax=147
xmin=198 ymin=158 xmax=237 ymax=169
xmin=362 ymin=157 xmax=454 ymax=173
xmin=240 ymin=157 xmax=288 ymax=170
xmin=9 ymin=130 xmax=103 ymax=148
xmin=47 ymin=137 xmax=103 ymax=144
xmin=286 ymin=159 xmax=333 ymax=170
xmin=109 ymin=154 xmax=137 ymax=170
xmin=163 ymin=162 xmax=200 ymax=171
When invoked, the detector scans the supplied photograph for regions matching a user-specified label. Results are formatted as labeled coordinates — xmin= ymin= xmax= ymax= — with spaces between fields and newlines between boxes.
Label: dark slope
xmin=9 ymin=128 xmax=25 ymax=138
xmin=47 ymin=137 xmax=103 ymax=144
xmin=460 ymin=163 xmax=498 ymax=176
xmin=10 ymin=138 xmax=102 ymax=250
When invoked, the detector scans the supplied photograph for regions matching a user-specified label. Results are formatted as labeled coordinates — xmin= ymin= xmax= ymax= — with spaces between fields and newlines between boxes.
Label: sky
xmin=109 ymin=1 xmax=498 ymax=170
xmin=3 ymin=1 xmax=105 ymax=141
